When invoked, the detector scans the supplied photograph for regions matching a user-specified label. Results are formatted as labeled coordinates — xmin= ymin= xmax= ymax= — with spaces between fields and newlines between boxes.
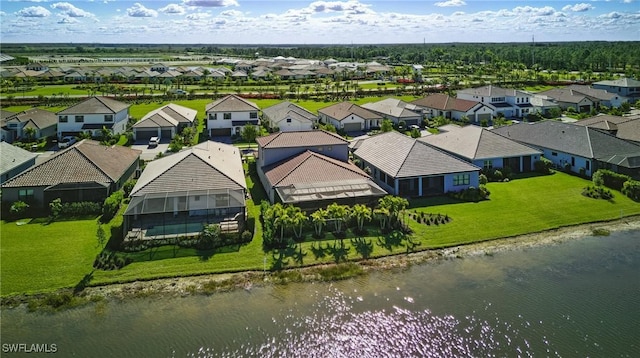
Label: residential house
xmin=361 ymin=98 xmax=422 ymax=127
xmin=456 ymin=85 xmax=534 ymax=118
xmin=572 ymin=115 xmax=640 ymax=144
xmin=255 ymin=130 xmax=384 ymax=207
xmin=1 ymin=109 xmax=16 ymax=143
xmin=2 ymin=108 xmax=57 ymax=143
xmin=57 ymin=96 xmax=130 ymax=138
xmin=318 ymin=102 xmax=382 ymax=133
xmin=492 ymin=121 xmax=640 ymax=178
xmin=133 ymin=103 xmax=197 ymax=141
xmin=419 ymin=125 xmax=542 ymax=173
xmin=536 ymin=88 xmax=596 ymax=113
xmin=1 ymin=140 xmax=140 ymax=208
xmin=592 ymin=78 xmax=640 ymax=101
xmin=123 ymin=141 xmax=246 ymax=239
xmin=206 ymin=94 xmax=260 ymax=137
xmin=261 ymin=101 xmax=315 ymax=132
xmin=529 ymin=96 xmax=561 ymax=117
xmin=567 ymin=85 xmax=625 ymax=108
xmin=150 ymin=63 xmax=170 ymax=73
xmin=353 ymin=131 xmax=481 ymax=197
xmin=411 ymin=94 xmax=493 ymax=123
xmin=0 ymin=142 xmax=37 ymax=184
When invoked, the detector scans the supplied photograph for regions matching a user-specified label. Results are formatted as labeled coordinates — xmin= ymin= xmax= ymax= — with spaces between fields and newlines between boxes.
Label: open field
xmin=3 ymin=171 xmax=639 ymax=296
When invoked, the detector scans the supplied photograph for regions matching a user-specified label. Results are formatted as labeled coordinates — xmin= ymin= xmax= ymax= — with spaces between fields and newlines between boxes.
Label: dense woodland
xmin=3 ymin=42 xmax=639 ymax=76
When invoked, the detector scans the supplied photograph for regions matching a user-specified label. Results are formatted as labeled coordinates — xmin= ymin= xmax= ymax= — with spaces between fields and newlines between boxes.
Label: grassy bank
xmin=2 ymin=171 xmax=639 ymax=297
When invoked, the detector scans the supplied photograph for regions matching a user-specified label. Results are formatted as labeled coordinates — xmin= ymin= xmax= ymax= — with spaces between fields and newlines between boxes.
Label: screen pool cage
xmin=275 ymin=179 xmax=387 ymax=210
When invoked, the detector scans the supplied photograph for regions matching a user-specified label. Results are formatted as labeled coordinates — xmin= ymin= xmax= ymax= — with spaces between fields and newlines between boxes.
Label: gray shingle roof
xmin=256 ymin=130 xmax=347 ymax=149
xmin=318 ymin=102 xmax=382 ymax=121
xmin=57 ymin=96 xmax=130 ymax=115
xmin=492 ymin=120 xmax=640 ymax=167
xmin=354 ymin=131 xmax=480 ymax=178
xmin=4 ymin=108 xmax=57 ymax=130
xmin=361 ymin=98 xmax=422 ymax=119
xmin=130 ymin=141 xmax=245 ymax=197
xmin=262 ymin=101 xmax=316 ymax=123
xmin=205 ymin=94 xmax=259 ymax=112
xmin=0 ymin=142 xmax=38 ymax=175
xmin=133 ymin=103 xmax=197 ymax=129
xmin=419 ymin=125 xmax=541 ymax=161
xmin=593 ymin=78 xmax=640 ymax=88
xmin=2 ymin=140 xmax=140 ymax=188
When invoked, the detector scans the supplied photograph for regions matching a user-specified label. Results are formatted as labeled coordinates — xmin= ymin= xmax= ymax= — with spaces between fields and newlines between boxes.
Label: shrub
xmin=10 ymin=201 xmax=29 ymax=217
xmin=534 ymin=157 xmax=553 ymax=174
xmin=198 ymin=223 xmax=222 ymax=249
xmin=479 ymin=174 xmax=488 ymax=185
xmin=621 ymin=180 xmax=640 ymax=201
xmin=102 ymin=191 xmax=124 ymax=222
xmin=579 ymin=167 xmax=586 ymax=177
xmin=49 ymin=198 xmax=62 ymax=219
xmin=122 ymin=179 xmax=137 ymax=197
xmin=592 ymin=169 xmax=630 ymax=191
xmin=563 ymin=162 xmax=572 ymax=172
xmin=61 ymin=201 xmax=101 ymax=216
xmin=449 ymin=186 xmax=490 ymax=202
xmin=492 ymin=170 xmax=503 ymax=181
xmin=582 ymin=185 xmax=614 ymax=200
xmin=240 ymin=230 xmax=253 ymax=243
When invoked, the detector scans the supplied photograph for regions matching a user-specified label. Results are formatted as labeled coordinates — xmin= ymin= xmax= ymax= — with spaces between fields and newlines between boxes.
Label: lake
xmin=2 ymin=229 xmax=639 ymax=357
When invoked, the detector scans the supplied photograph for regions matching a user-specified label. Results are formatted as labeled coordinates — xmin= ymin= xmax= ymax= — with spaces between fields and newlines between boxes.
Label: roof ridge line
xmin=272 ymin=151 xmax=314 ymax=187
xmin=132 ymin=150 xmax=193 ymax=195
xmin=75 ymin=142 xmax=119 ymax=182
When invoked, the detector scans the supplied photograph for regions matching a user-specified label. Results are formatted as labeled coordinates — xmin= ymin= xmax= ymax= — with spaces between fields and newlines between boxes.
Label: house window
xmin=18 ymin=189 xmax=34 ymax=201
xmin=249 ymin=112 xmax=258 ymax=119
xmin=194 ymin=195 xmax=200 ymax=201
xmin=483 ymin=160 xmax=493 ymax=171
xmin=453 ymin=174 xmax=470 ymax=186
xmin=104 ymin=115 xmax=113 ymax=122
xmin=586 ymin=161 xmax=590 ymax=170
xmin=75 ymin=115 xmax=84 ymax=123
xmin=59 ymin=115 xmax=68 ymax=123
xmin=551 ymin=152 xmax=558 ymax=156
xmin=210 ymin=113 xmax=217 ymax=120
xmin=223 ymin=113 xmax=232 ymax=120
xmin=286 ymin=118 xmax=292 ymax=123
xmin=517 ymin=98 xmax=520 ymax=103
xmin=571 ymin=157 xmax=575 ymax=167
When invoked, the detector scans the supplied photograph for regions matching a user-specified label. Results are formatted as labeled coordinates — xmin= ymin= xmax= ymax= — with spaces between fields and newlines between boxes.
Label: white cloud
xmin=0 ymin=11 xmax=5 ymax=16
xmin=16 ymin=6 xmax=51 ymax=17
xmin=182 ymin=0 xmax=238 ymax=7
xmin=434 ymin=0 xmax=466 ymax=7
xmin=562 ymin=3 xmax=594 ymax=12
xmin=51 ymin=2 xmax=96 ymax=18
xmin=159 ymin=4 xmax=185 ymax=15
xmin=127 ymin=3 xmax=157 ymax=17
xmin=307 ymin=1 xmax=373 ymax=14
xmin=57 ymin=16 xmax=78 ymax=23
xmin=186 ymin=12 xmax=211 ymax=20
xmin=220 ymin=9 xmax=242 ymax=17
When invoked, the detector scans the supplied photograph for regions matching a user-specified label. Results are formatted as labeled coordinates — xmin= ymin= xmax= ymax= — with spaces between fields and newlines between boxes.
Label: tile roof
xmin=567 ymin=85 xmax=616 ymax=101
xmin=318 ymin=102 xmax=382 ymax=121
xmin=2 ymin=140 xmax=140 ymax=188
xmin=262 ymin=101 xmax=317 ymax=123
xmin=410 ymin=93 xmax=480 ymax=112
xmin=0 ymin=142 xmax=37 ymax=175
xmin=133 ymin=103 xmax=197 ymax=129
xmin=205 ymin=94 xmax=259 ymax=112
xmin=263 ymin=150 xmax=370 ymax=187
xmin=256 ymin=130 xmax=347 ymax=149
xmin=457 ymin=85 xmax=529 ymax=98
xmin=536 ymin=88 xmax=594 ymax=104
xmin=4 ymin=108 xmax=57 ymax=130
xmin=572 ymin=114 xmax=633 ymax=127
xmin=57 ymin=96 xmax=130 ymax=115
xmin=130 ymin=140 xmax=245 ymax=197
xmin=361 ymin=98 xmax=422 ymax=119
xmin=354 ymin=131 xmax=480 ymax=178
xmin=419 ymin=125 xmax=541 ymax=161
xmin=492 ymin=121 xmax=640 ymax=167
xmin=593 ymin=78 xmax=640 ymax=88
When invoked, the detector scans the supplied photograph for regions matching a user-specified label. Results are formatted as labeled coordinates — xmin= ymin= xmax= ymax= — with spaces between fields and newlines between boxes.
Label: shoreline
xmin=4 ymin=216 xmax=640 ymax=309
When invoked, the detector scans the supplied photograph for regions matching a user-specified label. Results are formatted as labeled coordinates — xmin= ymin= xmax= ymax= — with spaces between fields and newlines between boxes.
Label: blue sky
xmin=1 ymin=0 xmax=638 ymax=44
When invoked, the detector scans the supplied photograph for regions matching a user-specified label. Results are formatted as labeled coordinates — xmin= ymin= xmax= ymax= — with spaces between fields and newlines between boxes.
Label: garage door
xmin=161 ymin=129 xmax=172 ymax=139
xmin=343 ymin=122 xmax=362 ymax=132
xmin=477 ymin=113 xmax=492 ymax=122
xmin=210 ymin=128 xmax=231 ymax=136
xmin=135 ymin=129 xmax=157 ymax=140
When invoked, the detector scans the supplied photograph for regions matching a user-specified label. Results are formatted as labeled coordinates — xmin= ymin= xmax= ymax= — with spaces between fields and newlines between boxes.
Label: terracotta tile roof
xmin=205 ymin=94 xmax=259 ymax=112
xmin=2 ymin=140 xmax=140 ymax=188
xmin=256 ymin=130 xmax=347 ymax=149
xmin=318 ymin=102 xmax=382 ymax=121
xmin=263 ymin=150 xmax=370 ymax=187
xmin=57 ymin=96 xmax=130 ymax=115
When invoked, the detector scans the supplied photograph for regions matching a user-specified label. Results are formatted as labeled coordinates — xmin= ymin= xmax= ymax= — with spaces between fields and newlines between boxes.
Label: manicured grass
xmin=0 ymin=218 xmax=102 ymax=295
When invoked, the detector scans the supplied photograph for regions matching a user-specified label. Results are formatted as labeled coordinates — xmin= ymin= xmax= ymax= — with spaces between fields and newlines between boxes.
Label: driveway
xmin=131 ymin=141 xmax=170 ymax=161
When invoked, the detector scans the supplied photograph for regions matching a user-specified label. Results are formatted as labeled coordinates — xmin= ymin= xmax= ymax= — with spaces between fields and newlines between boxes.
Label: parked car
xmin=58 ymin=136 xmax=76 ymax=149
xmin=148 ymin=136 xmax=160 ymax=147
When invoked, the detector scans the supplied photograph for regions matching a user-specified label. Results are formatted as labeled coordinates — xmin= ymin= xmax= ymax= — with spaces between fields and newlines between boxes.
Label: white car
xmin=148 ymin=136 xmax=160 ymax=147
xmin=58 ymin=136 xmax=76 ymax=149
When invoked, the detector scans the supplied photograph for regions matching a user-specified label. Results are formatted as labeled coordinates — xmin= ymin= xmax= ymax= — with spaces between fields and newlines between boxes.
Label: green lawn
xmin=0 ymin=218 xmax=102 ymax=295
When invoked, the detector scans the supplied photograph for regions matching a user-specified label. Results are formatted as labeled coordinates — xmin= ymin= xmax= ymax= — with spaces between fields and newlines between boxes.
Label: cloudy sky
xmin=1 ymin=0 xmax=638 ymax=44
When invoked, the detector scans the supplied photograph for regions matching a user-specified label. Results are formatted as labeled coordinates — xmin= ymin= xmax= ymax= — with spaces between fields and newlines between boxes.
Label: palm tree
xmin=326 ymin=203 xmax=348 ymax=233
xmin=351 ymin=204 xmax=372 ymax=232
xmin=374 ymin=206 xmax=390 ymax=230
xmin=287 ymin=206 xmax=307 ymax=239
xmin=310 ymin=208 xmax=328 ymax=236
xmin=271 ymin=203 xmax=289 ymax=240
xmin=22 ymin=127 xmax=36 ymax=142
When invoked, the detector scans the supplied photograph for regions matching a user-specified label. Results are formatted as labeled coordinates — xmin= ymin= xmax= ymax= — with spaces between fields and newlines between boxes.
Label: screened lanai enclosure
xmin=275 ymin=179 xmax=387 ymax=211
xmin=123 ymin=188 xmax=246 ymax=241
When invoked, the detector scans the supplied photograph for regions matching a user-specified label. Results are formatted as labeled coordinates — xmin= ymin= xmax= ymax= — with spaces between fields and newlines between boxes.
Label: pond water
xmin=2 ymin=229 xmax=639 ymax=357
